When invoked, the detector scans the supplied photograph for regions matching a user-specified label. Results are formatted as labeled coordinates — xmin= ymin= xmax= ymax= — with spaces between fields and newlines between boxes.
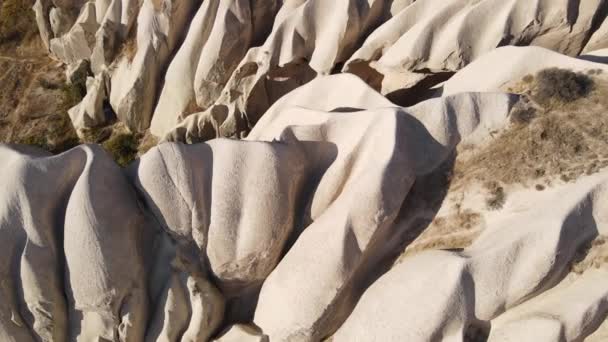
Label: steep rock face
xmin=487 ymin=270 xmax=608 ymax=342
xmin=109 ymin=0 xmax=200 ymax=132
xmin=344 ymin=0 xmax=608 ymax=96
xmin=166 ymin=0 xmax=393 ymax=142
xmin=49 ymin=2 xmax=98 ymax=64
xmin=149 ymin=0 xmax=280 ymax=137
xmin=440 ymin=46 xmax=608 ymax=96
xmin=134 ymin=140 xmax=308 ymax=294
xmin=333 ymin=172 xmax=608 ymax=341
xmin=0 ymin=145 xmax=147 ymax=341
xmin=68 ymin=69 xmax=111 ymax=130
xmin=2 ymin=71 xmax=608 ymax=341
xmin=35 ymin=0 xmax=608 ymax=141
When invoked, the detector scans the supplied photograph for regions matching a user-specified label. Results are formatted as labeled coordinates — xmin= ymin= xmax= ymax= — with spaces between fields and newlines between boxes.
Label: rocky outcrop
xmin=108 ymin=0 xmax=200 ymax=132
xmin=67 ymin=69 xmax=111 ymax=130
xmin=49 ymin=2 xmax=98 ymax=64
xmin=10 ymin=0 xmax=608 ymax=341
xmin=3 ymin=71 xmax=608 ymax=340
xmin=344 ymin=0 xmax=608 ymax=97
xmin=34 ymin=0 xmax=608 ymax=141
xmin=149 ymin=0 xmax=280 ymax=137
xmin=441 ymin=46 xmax=608 ymax=96
xmin=333 ymin=171 xmax=608 ymax=341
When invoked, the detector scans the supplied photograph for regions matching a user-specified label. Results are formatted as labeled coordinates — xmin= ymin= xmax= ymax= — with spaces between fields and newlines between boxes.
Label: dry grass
xmin=484 ymin=181 xmax=506 ymax=210
xmin=452 ymin=71 xmax=608 ymax=191
xmin=399 ymin=209 xmax=482 ymax=259
xmin=119 ymin=21 xmax=139 ymax=63
xmin=0 ymin=0 xmax=37 ymax=51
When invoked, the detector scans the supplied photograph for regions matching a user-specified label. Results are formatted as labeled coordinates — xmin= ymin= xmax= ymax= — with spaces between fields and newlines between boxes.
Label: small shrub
xmin=510 ymin=105 xmax=537 ymax=125
xmin=485 ymin=181 xmax=506 ymax=210
xmin=120 ymin=21 xmax=138 ymax=63
xmin=38 ymin=78 xmax=60 ymax=90
xmin=102 ymin=132 xmax=139 ymax=167
xmin=534 ymin=68 xmax=594 ymax=104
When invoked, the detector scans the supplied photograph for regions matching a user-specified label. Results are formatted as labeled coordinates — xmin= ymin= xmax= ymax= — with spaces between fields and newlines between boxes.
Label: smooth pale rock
xmin=90 ymin=0 xmax=139 ymax=74
xmin=488 ymin=270 xmax=608 ymax=342
xmin=49 ymin=6 xmax=76 ymax=37
xmin=134 ymin=140 xmax=308 ymax=293
xmin=247 ymin=73 xmax=394 ymax=138
xmin=390 ymin=0 xmax=416 ymax=15
xmin=109 ymin=0 xmax=200 ymax=132
xmin=145 ymin=268 xmax=225 ymax=342
xmin=584 ymin=16 xmax=608 ymax=53
xmin=0 ymin=146 xmax=65 ymax=342
xmin=33 ymin=0 xmax=53 ymax=51
xmin=68 ymin=70 xmax=111 ymax=130
xmin=49 ymin=2 xmax=99 ymax=64
xmin=150 ymin=0 xmax=279 ymax=137
xmin=251 ymin=91 xmax=518 ymax=341
xmin=3 ymin=79 xmax=608 ymax=341
xmin=344 ymin=0 xmax=608 ymax=96
xmin=213 ymin=324 xmax=268 ymax=342
xmin=164 ymin=0 xmax=393 ymax=141
xmin=0 ymin=145 xmax=149 ymax=341
xmin=441 ymin=46 xmax=608 ymax=96
xmin=62 ymin=145 xmax=148 ymax=342
xmin=333 ymin=171 xmax=608 ymax=341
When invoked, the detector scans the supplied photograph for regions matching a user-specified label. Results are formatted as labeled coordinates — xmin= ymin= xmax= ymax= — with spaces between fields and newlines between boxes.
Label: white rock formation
xmin=165 ymin=0 xmax=393 ymax=141
xmin=49 ymin=2 xmax=98 ymax=65
xmin=441 ymin=46 xmax=608 ymax=96
xmin=3 ymin=72 xmax=608 ymax=340
xmin=344 ymin=0 xmax=608 ymax=96
xmin=333 ymin=170 xmax=608 ymax=341
xmin=11 ymin=1 xmax=608 ymax=341
xmin=67 ymin=70 xmax=110 ymax=130
xmin=213 ymin=324 xmax=268 ymax=342
xmin=109 ymin=0 xmax=200 ymax=132
xmin=149 ymin=0 xmax=280 ymax=137
xmin=34 ymin=0 xmax=608 ymax=141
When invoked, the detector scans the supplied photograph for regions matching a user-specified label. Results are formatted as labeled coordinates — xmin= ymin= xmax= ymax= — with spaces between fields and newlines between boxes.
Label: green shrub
xmin=534 ymin=68 xmax=594 ymax=104
xmin=102 ymin=132 xmax=139 ymax=167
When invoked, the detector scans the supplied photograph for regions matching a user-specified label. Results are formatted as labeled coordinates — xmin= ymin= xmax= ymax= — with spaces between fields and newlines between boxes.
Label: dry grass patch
xmin=119 ymin=20 xmax=139 ymax=63
xmin=399 ymin=209 xmax=482 ymax=259
xmin=452 ymin=70 xmax=608 ymax=194
xmin=0 ymin=0 xmax=37 ymax=51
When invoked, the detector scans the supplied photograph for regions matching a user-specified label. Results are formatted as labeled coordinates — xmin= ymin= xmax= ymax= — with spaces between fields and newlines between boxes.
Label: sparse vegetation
xmin=119 ymin=21 xmax=139 ymax=63
xmin=399 ymin=209 xmax=482 ymax=259
xmin=102 ymin=131 xmax=140 ymax=167
xmin=452 ymin=69 xmax=608 ymax=192
xmin=509 ymin=102 xmax=537 ymax=125
xmin=534 ymin=68 xmax=594 ymax=106
xmin=0 ymin=0 xmax=37 ymax=49
xmin=484 ymin=181 xmax=506 ymax=210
